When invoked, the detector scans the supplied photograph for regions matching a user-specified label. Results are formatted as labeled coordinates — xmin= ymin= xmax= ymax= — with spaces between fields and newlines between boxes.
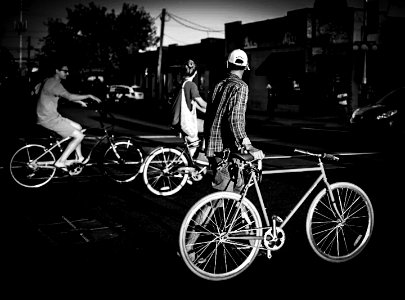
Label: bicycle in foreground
xmin=178 ymin=148 xmax=374 ymax=281
xmin=141 ymin=136 xmax=209 ymax=196
xmin=9 ymin=103 xmax=145 ymax=188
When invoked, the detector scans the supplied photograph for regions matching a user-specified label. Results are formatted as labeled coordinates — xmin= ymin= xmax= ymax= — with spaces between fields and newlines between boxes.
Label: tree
xmin=38 ymin=2 xmax=157 ymax=82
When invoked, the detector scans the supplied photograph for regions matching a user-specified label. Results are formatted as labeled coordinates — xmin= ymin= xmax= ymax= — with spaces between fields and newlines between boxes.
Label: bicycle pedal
xmin=187 ymin=179 xmax=193 ymax=185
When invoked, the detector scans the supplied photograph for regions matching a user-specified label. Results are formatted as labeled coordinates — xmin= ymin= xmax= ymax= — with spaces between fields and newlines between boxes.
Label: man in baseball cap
xmin=204 ymin=48 xmax=264 ymax=192
xmin=226 ymin=48 xmax=250 ymax=70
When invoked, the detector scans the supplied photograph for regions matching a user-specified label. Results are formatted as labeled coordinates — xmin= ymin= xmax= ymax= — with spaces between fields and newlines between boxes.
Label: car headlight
xmin=376 ymin=109 xmax=397 ymax=120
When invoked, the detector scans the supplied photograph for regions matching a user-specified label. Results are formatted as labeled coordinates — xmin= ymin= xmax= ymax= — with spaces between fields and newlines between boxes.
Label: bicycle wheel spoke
xmin=307 ymin=183 xmax=374 ymax=262
xmin=103 ymin=139 xmax=144 ymax=183
xmin=179 ymin=192 xmax=262 ymax=281
xmin=143 ymin=148 xmax=189 ymax=196
xmin=10 ymin=144 xmax=56 ymax=188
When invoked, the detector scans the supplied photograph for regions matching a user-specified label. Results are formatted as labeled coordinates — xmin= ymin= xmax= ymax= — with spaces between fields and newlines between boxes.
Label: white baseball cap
xmin=227 ymin=49 xmax=250 ymax=70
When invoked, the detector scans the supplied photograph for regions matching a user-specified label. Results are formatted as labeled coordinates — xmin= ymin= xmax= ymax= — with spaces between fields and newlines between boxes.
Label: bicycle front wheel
xmin=179 ymin=191 xmax=262 ymax=281
xmin=9 ymin=144 xmax=56 ymax=188
xmin=102 ymin=137 xmax=145 ymax=183
xmin=306 ymin=182 xmax=374 ymax=263
xmin=143 ymin=147 xmax=190 ymax=196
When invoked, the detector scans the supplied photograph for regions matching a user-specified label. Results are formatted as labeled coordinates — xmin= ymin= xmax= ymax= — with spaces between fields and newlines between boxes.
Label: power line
xmin=164 ymin=33 xmax=188 ymax=45
xmin=166 ymin=11 xmax=223 ymax=33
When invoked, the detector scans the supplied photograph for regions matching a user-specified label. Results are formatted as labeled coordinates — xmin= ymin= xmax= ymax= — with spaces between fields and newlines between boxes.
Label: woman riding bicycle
xmin=171 ymin=59 xmax=207 ymax=158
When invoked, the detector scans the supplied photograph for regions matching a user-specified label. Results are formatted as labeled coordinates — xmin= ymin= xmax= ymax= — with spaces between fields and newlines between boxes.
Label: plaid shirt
xmin=205 ymin=73 xmax=249 ymax=157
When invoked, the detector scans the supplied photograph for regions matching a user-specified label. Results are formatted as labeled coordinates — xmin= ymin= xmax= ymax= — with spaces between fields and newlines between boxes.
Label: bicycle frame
xmin=140 ymin=137 xmax=209 ymax=174
xmin=238 ymin=155 xmax=342 ymax=233
xmin=30 ymin=129 xmax=114 ymax=169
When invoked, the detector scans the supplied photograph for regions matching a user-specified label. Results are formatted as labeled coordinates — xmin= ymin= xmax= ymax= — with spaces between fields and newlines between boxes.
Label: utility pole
xmin=361 ymin=0 xmax=368 ymax=88
xmin=359 ymin=0 xmax=372 ymax=106
xmin=157 ymin=8 xmax=166 ymax=102
xmin=15 ymin=0 xmax=27 ymax=75
xmin=27 ymin=36 xmax=31 ymax=82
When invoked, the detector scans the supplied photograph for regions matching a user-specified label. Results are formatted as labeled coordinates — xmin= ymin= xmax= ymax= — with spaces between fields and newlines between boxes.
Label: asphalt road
xmin=2 ymin=160 xmax=402 ymax=297
xmin=2 ymin=103 xmax=404 ymax=297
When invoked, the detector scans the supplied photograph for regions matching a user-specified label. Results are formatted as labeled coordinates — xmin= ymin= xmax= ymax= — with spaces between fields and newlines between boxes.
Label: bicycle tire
xmin=306 ymin=182 xmax=374 ymax=263
xmin=179 ymin=191 xmax=262 ymax=281
xmin=9 ymin=144 xmax=56 ymax=188
xmin=143 ymin=147 xmax=190 ymax=196
xmin=102 ymin=137 xmax=145 ymax=183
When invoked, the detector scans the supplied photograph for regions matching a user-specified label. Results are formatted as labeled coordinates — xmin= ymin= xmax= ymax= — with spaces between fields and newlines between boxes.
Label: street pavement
xmin=2 ymin=101 xmax=403 ymax=297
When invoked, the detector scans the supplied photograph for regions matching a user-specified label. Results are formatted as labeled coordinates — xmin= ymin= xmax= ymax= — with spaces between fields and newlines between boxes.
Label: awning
xmin=255 ymin=50 xmax=305 ymax=76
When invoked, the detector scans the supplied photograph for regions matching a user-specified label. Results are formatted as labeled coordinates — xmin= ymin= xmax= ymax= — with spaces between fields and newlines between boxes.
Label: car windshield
xmin=376 ymin=87 xmax=405 ymax=107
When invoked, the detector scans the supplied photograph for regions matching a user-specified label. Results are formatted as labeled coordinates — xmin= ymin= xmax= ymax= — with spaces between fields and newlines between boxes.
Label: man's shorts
xmin=38 ymin=116 xmax=81 ymax=138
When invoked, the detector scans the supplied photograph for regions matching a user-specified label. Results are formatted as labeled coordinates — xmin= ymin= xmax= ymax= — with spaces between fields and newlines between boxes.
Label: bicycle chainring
xmin=263 ymin=227 xmax=285 ymax=251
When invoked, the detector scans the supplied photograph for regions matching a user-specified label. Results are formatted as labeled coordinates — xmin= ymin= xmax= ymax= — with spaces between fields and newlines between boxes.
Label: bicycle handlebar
xmin=82 ymin=99 xmax=116 ymax=130
xmin=294 ymin=148 xmax=339 ymax=162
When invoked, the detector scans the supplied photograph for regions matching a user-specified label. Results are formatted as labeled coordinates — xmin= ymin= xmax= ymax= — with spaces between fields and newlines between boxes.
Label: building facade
xmin=135 ymin=0 xmax=405 ymax=122
xmin=224 ymin=0 xmax=405 ymax=119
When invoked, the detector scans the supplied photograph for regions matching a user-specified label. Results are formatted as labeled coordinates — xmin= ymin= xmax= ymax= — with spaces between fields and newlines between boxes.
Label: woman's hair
xmin=183 ymin=59 xmax=197 ymax=77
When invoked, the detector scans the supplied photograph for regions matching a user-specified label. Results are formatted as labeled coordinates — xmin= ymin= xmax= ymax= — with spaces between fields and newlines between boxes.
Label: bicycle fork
xmin=319 ymin=160 xmax=345 ymax=222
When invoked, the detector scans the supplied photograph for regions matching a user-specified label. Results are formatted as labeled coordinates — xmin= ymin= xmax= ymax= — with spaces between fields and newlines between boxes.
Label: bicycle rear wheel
xmin=179 ymin=191 xmax=262 ymax=281
xmin=143 ymin=147 xmax=190 ymax=196
xmin=102 ymin=137 xmax=145 ymax=183
xmin=306 ymin=182 xmax=374 ymax=263
xmin=9 ymin=144 xmax=56 ymax=188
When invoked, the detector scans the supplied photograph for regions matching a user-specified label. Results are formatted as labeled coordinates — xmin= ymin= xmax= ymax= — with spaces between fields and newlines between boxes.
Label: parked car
xmin=350 ymin=86 xmax=405 ymax=134
xmin=107 ymin=84 xmax=144 ymax=103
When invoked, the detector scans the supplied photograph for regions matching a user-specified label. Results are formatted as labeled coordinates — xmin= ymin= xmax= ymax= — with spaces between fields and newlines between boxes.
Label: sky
xmin=1 ymin=0 xmax=403 ymax=57
xmin=1 ymin=0 xmax=316 ymax=53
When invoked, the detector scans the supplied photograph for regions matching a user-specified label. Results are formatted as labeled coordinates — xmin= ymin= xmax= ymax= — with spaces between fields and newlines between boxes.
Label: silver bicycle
xmin=178 ymin=148 xmax=374 ymax=281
